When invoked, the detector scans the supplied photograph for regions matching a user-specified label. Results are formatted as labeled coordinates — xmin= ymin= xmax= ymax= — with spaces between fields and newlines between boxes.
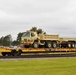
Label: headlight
xmin=28 ymin=40 xmax=30 ymax=42
xmin=24 ymin=39 xmax=27 ymax=42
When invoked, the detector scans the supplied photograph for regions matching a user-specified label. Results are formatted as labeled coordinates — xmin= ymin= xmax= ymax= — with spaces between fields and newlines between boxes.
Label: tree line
xmin=0 ymin=27 xmax=45 ymax=47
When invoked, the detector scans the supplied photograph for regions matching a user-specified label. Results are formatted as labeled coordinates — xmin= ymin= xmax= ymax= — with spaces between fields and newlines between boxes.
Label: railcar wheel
xmin=7 ymin=52 xmax=12 ymax=56
xmin=11 ymin=50 xmax=17 ymax=56
xmin=1 ymin=52 xmax=7 ymax=56
xmin=16 ymin=50 xmax=22 ymax=56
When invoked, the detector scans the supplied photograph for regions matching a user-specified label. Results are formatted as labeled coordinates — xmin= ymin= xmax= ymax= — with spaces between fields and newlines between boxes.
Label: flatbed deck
xmin=17 ymin=48 xmax=76 ymax=53
xmin=1 ymin=47 xmax=76 ymax=53
xmin=0 ymin=47 xmax=11 ymax=53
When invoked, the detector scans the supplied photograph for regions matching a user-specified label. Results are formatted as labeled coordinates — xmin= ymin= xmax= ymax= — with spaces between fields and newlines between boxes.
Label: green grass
xmin=0 ymin=58 xmax=76 ymax=75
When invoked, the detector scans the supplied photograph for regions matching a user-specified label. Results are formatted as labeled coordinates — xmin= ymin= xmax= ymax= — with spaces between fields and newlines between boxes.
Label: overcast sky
xmin=0 ymin=0 xmax=76 ymax=40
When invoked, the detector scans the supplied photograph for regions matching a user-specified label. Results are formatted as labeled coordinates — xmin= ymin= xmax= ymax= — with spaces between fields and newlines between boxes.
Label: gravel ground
xmin=0 ymin=57 xmax=76 ymax=61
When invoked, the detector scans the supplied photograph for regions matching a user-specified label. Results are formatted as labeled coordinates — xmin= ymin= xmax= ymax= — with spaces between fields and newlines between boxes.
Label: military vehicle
xmin=21 ymin=31 xmax=59 ymax=48
xmin=59 ymin=38 xmax=76 ymax=48
xmin=21 ymin=31 xmax=76 ymax=48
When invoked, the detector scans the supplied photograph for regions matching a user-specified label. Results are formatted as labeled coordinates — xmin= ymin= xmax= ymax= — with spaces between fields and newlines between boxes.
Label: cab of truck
xmin=21 ymin=31 xmax=38 ymax=46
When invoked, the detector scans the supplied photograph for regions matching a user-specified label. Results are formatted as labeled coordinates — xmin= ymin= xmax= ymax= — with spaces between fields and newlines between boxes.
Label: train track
xmin=0 ymin=53 xmax=76 ymax=59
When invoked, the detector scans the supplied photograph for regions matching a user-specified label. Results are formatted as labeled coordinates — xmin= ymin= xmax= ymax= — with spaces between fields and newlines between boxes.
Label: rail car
xmin=1 ymin=47 xmax=76 ymax=56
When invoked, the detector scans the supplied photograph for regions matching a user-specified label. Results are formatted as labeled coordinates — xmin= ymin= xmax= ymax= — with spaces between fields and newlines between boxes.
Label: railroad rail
xmin=0 ymin=53 xmax=76 ymax=59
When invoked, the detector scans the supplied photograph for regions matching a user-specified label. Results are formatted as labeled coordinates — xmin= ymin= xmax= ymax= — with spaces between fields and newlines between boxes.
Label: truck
xmin=21 ymin=31 xmax=59 ymax=48
xmin=21 ymin=31 xmax=76 ymax=48
xmin=59 ymin=38 xmax=76 ymax=48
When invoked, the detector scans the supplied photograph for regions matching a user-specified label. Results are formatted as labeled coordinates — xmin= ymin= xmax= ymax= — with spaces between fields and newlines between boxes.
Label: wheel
xmin=32 ymin=42 xmax=38 ymax=48
xmin=1 ymin=52 xmax=7 ymax=56
xmin=7 ymin=52 xmax=12 ymax=56
xmin=68 ymin=42 xmax=71 ymax=48
xmin=52 ymin=42 xmax=57 ymax=48
xmin=16 ymin=50 xmax=22 ymax=56
xmin=46 ymin=42 xmax=52 ymax=48
xmin=11 ymin=50 xmax=17 ymax=56
xmin=71 ymin=43 xmax=75 ymax=48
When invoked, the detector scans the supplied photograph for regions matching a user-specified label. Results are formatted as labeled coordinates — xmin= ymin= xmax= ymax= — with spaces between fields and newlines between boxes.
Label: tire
xmin=68 ymin=42 xmax=71 ymax=48
xmin=46 ymin=42 xmax=52 ymax=48
xmin=32 ymin=42 xmax=39 ymax=48
xmin=52 ymin=42 xmax=57 ymax=48
xmin=71 ymin=43 xmax=75 ymax=48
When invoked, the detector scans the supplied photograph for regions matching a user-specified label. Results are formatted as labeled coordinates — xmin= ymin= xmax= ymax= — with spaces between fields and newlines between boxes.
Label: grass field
xmin=0 ymin=58 xmax=76 ymax=75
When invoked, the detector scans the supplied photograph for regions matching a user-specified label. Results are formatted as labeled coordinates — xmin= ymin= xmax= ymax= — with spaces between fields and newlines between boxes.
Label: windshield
xmin=22 ymin=32 xmax=30 ymax=37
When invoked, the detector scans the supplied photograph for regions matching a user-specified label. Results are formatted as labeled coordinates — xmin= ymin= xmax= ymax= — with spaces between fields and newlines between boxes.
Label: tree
xmin=0 ymin=36 xmax=4 ymax=46
xmin=30 ymin=27 xmax=37 ymax=32
xmin=37 ymin=28 xmax=43 ymax=34
xmin=0 ymin=35 xmax=12 ymax=46
xmin=17 ymin=32 xmax=24 ymax=43
xmin=12 ymin=40 xmax=20 ymax=46
xmin=30 ymin=27 xmax=44 ymax=34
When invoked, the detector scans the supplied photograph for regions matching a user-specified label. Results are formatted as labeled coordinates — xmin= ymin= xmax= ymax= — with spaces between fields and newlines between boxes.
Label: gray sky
xmin=0 ymin=0 xmax=76 ymax=40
